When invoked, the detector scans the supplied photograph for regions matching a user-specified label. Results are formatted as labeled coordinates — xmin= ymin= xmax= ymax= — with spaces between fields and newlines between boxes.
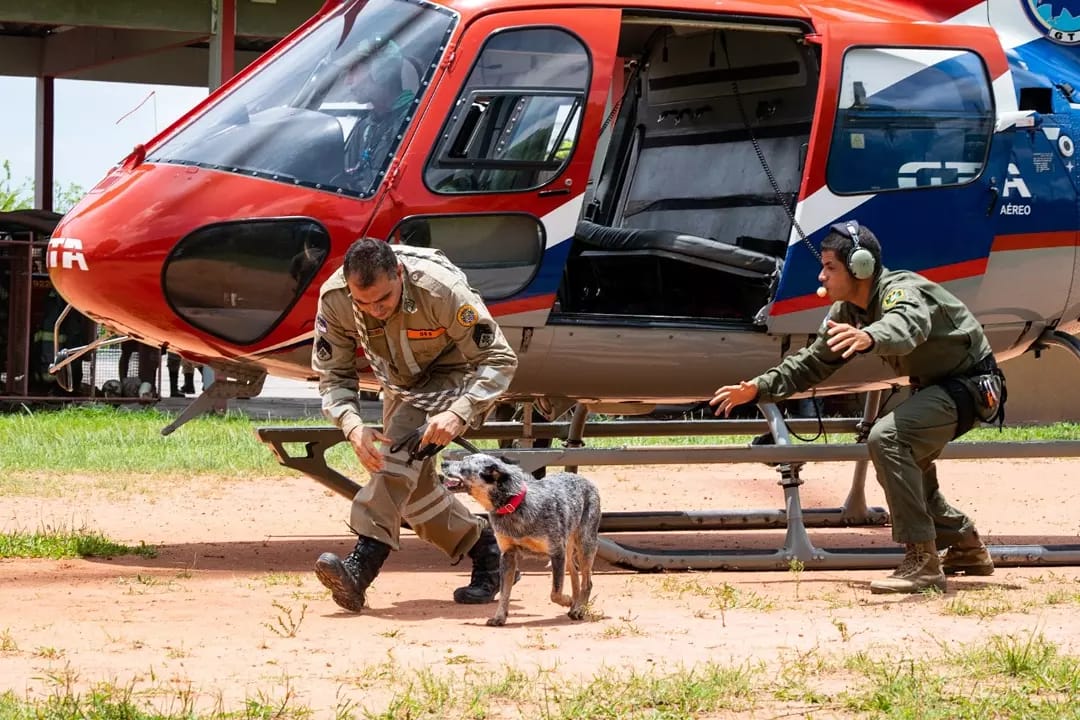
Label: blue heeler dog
xmin=441 ymin=454 xmax=602 ymax=626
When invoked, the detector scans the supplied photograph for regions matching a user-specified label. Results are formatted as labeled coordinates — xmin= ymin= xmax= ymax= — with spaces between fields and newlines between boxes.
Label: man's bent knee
xmin=866 ymin=420 xmax=898 ymax=461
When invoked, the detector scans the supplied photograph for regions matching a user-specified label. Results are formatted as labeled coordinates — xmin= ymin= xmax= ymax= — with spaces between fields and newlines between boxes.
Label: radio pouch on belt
xmin=941 ymin=359 xmax=1008 ymax=439
xmin=941 ymin=378 xmax=977 ymax=440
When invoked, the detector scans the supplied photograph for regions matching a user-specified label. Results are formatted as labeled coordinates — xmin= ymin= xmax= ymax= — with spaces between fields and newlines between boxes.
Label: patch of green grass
xmin=3 ymin=407 xmax=1077 ymax=487
xmin=655 ymin=576 xmax=776 ymax=612
xmin=546 ymin=663 xmax=759 ymax=719
xmin=0 ymin=405 xmax=356 ymax=485
xmin=4 ymin=633 xmax=1080 ymax=719
xmin=255 ymin=572 xmax=303 ymax=589
xmin=839 ymin=632 xmax=1080 ymax=719
xmin=0 ymin=529 xmax=156 ymax=559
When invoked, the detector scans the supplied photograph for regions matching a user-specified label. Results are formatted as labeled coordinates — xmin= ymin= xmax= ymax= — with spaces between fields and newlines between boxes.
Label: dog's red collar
xmin=495 ymin=486 xmax=527 ymax=515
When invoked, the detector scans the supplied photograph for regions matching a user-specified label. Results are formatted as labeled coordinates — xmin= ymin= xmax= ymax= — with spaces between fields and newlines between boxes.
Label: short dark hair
xmin=821 ymin=222 xmax=882 ymax=278
xmin=343 ymin=237 xmax=398 ymax=288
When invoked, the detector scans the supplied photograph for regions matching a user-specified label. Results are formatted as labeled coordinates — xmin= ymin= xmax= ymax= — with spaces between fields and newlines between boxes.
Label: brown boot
xmin=870 ymin=541 xmax=946 ymax=594
xmin=942 ymin=529 xmax=994 ymax=576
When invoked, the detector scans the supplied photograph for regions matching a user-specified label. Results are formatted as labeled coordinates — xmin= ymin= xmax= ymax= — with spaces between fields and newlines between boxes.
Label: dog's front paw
xmin=550 ymin=592 xmax=573 ymax=607
xmin=487 ymin=614 xmax=507 ymax=627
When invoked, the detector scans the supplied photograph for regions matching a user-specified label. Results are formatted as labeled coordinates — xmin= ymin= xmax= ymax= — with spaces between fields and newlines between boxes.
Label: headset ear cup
xmin=848 ymin=247 xmax=876 ymax=280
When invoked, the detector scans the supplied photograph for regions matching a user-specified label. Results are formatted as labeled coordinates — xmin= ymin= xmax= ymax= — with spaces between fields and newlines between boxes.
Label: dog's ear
xmin=497 ymin=455 xmax=520 ymax=466
xmin=478 ymin=459 xmax=503 ymax=485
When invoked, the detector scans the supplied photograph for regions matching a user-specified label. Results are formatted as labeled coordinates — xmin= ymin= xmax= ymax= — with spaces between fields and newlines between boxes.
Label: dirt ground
xmin=3 ymin=458 xmax=1080 ymax=717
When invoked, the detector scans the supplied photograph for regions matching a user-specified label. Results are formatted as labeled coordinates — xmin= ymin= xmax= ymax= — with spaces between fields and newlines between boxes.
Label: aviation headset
xmin=830 ymin=220 xmax=876 ymax=280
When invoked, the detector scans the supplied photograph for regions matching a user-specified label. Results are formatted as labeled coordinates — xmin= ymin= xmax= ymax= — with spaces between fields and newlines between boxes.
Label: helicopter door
xmin=365 ymin=8 xmax=621 ymax=328
xmin=768 ymin=22 xmax=1010 ymax=335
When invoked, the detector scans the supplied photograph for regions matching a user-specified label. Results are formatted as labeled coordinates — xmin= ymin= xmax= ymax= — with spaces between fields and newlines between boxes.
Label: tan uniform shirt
xmin=313 ymin=246 xmax=518 ymax=439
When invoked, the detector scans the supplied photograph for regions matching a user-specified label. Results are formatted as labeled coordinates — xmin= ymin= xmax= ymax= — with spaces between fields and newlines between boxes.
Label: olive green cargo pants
xmin=867 ymin=385 xmax=976 ymax=548
xmin=349 ymin=395 xmax=482 ymax=560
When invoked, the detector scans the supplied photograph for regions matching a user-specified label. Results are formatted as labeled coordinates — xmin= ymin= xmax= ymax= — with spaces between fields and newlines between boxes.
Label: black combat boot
xmin=453 ymin=527 xmax=502 ymax=604
xmin=315 ymin=536 xmax=391 ymax=612
xmin=168 ymin=367 xmax=183 ymax=398
xmin=181 ymin=371 xmax=196 ymax=395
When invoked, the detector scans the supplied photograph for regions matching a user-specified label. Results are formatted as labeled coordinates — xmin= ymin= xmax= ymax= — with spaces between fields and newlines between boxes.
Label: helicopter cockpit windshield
xmin=147 ymin=0 xmax=456 ymax=198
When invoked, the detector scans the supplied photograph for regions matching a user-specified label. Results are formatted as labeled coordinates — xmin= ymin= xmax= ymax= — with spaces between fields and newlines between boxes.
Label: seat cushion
xmin=574 ymin=220 xmax=779 ymax=275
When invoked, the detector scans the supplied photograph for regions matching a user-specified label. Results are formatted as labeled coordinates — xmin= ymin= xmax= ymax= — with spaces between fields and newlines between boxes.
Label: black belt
xmin=911 ymin=354 xmax=997 ymax=388
xmin=910 ymin=355 xmax=1004 ymax=438
xmin=966 ymin=354 xmax=998 ymax=377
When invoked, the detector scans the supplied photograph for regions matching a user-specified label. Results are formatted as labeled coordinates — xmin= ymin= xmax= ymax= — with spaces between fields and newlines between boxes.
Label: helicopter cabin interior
xmin=554 ymin=15 xmax=818 ymax=326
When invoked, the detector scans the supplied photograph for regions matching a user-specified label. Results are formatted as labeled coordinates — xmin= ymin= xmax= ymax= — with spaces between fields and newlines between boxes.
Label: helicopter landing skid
xmin=255 ymin=405 xmax=1080 ymax=571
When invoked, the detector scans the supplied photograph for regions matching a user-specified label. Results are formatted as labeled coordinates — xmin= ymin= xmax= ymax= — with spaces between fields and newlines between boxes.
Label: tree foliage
xmin=1 ymin=159 xmax=86 ymax=214
xmin=1 ymin=160 xmax=32 ymax=212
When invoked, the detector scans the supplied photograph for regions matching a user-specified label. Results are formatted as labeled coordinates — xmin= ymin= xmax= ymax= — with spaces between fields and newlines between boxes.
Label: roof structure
xmin=0 ymin=0 xmax=324 ymax=86
xmin=0 ymin=0 xmax=327 ymax=209
xmin=0 ymin=209 xmax=62 ymax=235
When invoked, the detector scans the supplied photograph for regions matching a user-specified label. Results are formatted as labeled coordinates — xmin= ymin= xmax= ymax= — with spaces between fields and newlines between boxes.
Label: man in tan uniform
xmin=710 ymin=221 xmax=1001 ymax=594
xmin=313 ymin=237 xmax=518 ymax=612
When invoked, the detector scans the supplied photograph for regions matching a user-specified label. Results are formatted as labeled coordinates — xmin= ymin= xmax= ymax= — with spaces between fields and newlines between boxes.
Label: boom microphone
xmin=816 ymin=286 xmax=828 ymax=298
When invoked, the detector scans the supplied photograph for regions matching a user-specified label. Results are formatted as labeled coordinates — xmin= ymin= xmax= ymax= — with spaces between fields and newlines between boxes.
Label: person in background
xmin=118 ymin=339 xmax=161 ymax=395
xmin=336 ymin=38 xmax=415 ymax=193
xmin=167 ymin=351 xmax=198 ymax=397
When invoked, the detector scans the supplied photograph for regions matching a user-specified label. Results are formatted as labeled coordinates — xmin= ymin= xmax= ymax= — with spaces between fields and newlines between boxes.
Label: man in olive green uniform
xmin=710 ymin=221 xmax=999 ymax=594
xmin=313 ymin=238 xmax=518 ymax=612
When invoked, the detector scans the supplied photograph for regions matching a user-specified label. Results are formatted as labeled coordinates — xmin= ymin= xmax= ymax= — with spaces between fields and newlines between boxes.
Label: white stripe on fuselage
xmin=540 ymin=193 xmax=585 ymax=248
xmin=790 ymin=1 xmax=1021 ymax=241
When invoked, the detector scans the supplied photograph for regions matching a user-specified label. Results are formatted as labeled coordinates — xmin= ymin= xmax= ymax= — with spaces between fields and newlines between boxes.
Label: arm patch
xmin=473 ymin=322 xmax=496 ymax=349
xmin=882 ymin=288 xmax=906 ymax=310
xmin=456 ymin=304 xmax=479 ymax=327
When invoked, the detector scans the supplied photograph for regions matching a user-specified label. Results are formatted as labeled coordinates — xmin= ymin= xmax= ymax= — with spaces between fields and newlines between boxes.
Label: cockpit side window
xmin=390 ymin=214 xmax=544 ymax=298
xmin=163 ymin=219 xmax=330 ymax=345
xmin=148 ymin=0 xmax=456 ymax=199
xmin=826 ymin=48 xmax=993 ymax=194
xmin=424 ymin=27 xmax=591 ymax=194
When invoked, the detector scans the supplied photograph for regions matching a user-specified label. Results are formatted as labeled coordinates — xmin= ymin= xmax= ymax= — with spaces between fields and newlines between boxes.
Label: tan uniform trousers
xmin=866 ymin=385 xmax=975 ymax=548
xmin=348 ymin=395 xmax=483 ymax=560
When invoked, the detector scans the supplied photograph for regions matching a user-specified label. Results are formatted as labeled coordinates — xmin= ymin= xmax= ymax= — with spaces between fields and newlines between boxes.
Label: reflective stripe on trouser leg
xmin=348 ymin=450 xmax=421 ymax=550
xmin=348 ymin=395 xmax=481 ymax=557
xmin=867 ymin=386 xmax=958 ymax=545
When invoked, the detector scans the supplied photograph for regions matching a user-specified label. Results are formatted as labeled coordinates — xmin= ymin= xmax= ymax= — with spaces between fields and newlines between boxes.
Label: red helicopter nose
xmin=49 ymin=161 xmax=356 ymax=358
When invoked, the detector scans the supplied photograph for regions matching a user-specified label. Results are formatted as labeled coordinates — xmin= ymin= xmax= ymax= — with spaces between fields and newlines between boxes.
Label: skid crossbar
xmin=255 ymin=425 xmax=1080 ymax=571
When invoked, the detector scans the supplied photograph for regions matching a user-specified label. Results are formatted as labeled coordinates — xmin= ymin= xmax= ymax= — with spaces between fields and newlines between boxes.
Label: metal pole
xmin=842 ymin=389 xmax=883 ymax=522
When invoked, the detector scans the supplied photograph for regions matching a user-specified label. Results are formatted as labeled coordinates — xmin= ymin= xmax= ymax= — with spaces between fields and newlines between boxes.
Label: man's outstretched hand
xmin=709 ymin=380 xmax=759 ymax=417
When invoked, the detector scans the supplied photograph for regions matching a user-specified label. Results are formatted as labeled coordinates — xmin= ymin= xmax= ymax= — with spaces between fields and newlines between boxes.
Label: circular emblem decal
xmin=1022 ymin=1 xmax=1080 ymax=45
xmin=456 ymin=304 xmax=479 ymax=327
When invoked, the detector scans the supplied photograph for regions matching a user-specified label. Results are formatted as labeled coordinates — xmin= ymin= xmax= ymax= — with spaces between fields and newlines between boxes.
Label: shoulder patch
xmin=315 ymin=337 xmax=333 ymax=362
xmin=473 ymin=322 xmax=496 ymax=349
xmin=456 ymin=303 xmax=478 ymax=327
xmin=315 ymin=314 xmax=328 ymax=334
xmin=882 ymin=288 xmax=906 ymax=310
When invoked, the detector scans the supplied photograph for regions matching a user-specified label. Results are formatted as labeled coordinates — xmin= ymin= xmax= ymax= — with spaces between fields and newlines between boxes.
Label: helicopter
xmin=45 ymin=0 xmax=1080 ymax=421
xmin=46 ymin=0 xmax=1080 ymax=414
xmin=42 ymin=0 xmax=1080 ymax=571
